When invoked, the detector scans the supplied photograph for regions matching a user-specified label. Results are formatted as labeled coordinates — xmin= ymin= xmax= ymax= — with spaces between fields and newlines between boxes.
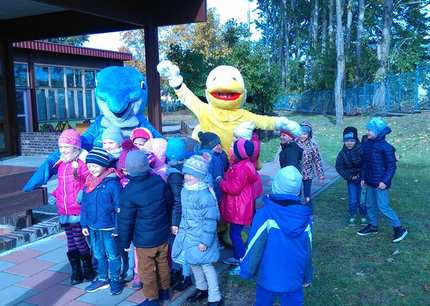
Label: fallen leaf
xmin=423 ymin=284 xmax=430 ymax=292
xmin=355 ymin=272 xmax=365 ymax=277
xmin=392 ymin=250 xmax=401 ymax=256
xmin=386 ymin=257 xmax=394 ymax=263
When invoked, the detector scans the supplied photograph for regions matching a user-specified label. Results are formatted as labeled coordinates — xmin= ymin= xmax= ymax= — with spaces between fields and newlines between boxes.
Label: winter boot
xmin=173 ymin=276 xmax=192 ymax=292
xmin=81 ymin=253 xmax=96 ymax=282
xmin=67 ymin=250 xmax=84 ymax=285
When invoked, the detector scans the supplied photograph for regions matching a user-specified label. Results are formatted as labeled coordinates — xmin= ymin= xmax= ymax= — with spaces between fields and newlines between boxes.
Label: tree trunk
xmin=329 ymin=0 xmax=335 ymax=43
xmin=312 ymin=0 xmax=319 ymax=50
xmin=373 ymin=0 xmax=393 ymax=113
xmin=322 ymin=4 xmax=328 ymax=53
xmin=355 ymin=0 xmax=365 ymax=84
xmin=345 ymin=0 xmax=353 ymax=51
xmin=282 ymin=0 xmax=290 ymax=89
xmin=335 ymin=0 xmax=345 ymax=125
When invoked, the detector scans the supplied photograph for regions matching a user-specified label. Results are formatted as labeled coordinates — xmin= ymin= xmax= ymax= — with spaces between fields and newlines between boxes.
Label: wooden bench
xmin=0 ymin=166 xmax=48 ymax=227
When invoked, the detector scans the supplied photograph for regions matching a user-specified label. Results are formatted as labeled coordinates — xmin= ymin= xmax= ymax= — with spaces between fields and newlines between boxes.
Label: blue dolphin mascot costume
xmin=24 ymin=66 xmax=161 ymax=191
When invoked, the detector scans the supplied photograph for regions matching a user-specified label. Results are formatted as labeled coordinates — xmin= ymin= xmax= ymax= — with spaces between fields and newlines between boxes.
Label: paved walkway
xmin=0 ymin=159 xmax=339 ymax=306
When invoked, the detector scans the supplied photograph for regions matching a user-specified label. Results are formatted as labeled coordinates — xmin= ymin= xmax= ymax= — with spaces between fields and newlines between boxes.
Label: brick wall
xmin=19 ymin=132 xmax=61 ymax=156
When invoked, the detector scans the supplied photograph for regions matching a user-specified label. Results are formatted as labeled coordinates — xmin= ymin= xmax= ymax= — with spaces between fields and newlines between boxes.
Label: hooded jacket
xmin=240 ymin=194 xmax=312 ymax=292
xmin=80 ymin=174 xmax=121 ymax=233
xmin=166 ymin=163 xmax=184 ymax=227
xmin=220 ymin=158 xmax=259 ymax=226
xmin=361 ymin=127 xmax=397 ymax=188
xmin=279 ymin=141 xmax=303 ymax=171
xmin=52 ymin=158 xmax=89 ymax=216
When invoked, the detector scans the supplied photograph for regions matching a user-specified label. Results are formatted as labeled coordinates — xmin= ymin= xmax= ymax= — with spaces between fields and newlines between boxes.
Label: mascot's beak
xmin=207 ymin=79 xmax=244 ymax=102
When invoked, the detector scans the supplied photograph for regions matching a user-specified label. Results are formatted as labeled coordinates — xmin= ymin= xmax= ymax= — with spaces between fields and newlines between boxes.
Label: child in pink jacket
xmin=218 ymin=139 xmax=258 ymax=270
xmin=53 ymin=129 xmax=94 ymax=285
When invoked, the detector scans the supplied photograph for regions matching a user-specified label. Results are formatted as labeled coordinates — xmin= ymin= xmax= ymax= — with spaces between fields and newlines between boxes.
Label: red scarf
xmin=84 ymin=168 xmax=117 ymax=193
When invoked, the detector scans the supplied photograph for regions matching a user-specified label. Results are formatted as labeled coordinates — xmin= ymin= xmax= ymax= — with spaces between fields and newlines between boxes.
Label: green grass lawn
xmin=227 ymin=113 xmax=430 ymax=306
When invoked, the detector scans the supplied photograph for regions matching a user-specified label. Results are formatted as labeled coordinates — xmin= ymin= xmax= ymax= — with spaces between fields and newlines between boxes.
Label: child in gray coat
xmin=171 ymin=153 xmax=223 ymax=306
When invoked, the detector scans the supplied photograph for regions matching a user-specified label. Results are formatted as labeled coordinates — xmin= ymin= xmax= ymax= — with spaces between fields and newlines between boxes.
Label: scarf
xmin=84 ymin=168 xmax=116 ymax=193
xmin=109 ymin=147 xmax=122 ymax=159
xmin=184 ymin=180 xmax=217 ymax=200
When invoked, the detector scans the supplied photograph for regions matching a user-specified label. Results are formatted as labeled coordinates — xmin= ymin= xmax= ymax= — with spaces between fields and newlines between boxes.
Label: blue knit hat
xmin=367 ymin=117 xmax=388 ymax=136
xmin=272 ymin=166 xmax=303 ymax=196
xmin=182 ymin=154 xmax=211 ymax=180
xmin=166 ymin=137 xmax=187 ymax=162
xmin=101 ymin=126 xmax=124 ymax=145
xmin=86 ymin=147 xmax=112 ymax=167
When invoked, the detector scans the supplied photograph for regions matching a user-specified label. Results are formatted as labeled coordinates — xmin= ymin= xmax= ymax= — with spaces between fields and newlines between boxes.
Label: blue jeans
xmin=255 ymin=285 xmax=304 ymax=306
xmin=90 ymin=229 xmax=121 ymax=281
xmin=229 ymin=223 xmax=245 ymax=260
xmin=347 ymin=180 xmax=366 ymax=217
xmin=366 ymin=187 xmax=401 ymax=227
xmin=120 ymin=243 xmax=135 ymax=280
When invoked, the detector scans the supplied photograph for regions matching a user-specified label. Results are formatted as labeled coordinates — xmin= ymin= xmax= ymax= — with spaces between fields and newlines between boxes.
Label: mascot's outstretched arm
xmin=24 ymin=66 xmax=161 ymax=191
xmin=157 ymin=60 xmax=301 ymax=151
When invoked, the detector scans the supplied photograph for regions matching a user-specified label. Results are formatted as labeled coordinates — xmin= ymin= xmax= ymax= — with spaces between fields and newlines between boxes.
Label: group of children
xmin=51 ymin=116 xmax=406 ymax=306
xmin=335 ymin=117 xmax=407 ymax=242
xmin=52 ymin=121 xmax=270 ymax=306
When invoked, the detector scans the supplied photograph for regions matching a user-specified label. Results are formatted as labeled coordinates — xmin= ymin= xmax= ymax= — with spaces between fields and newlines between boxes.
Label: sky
xmin=83 ymin=0 xmax=260 ymax=51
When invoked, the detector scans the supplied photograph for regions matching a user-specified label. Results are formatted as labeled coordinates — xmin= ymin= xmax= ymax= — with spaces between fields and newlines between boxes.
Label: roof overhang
xmin=0 ymin=0 xmax=207 ymax=42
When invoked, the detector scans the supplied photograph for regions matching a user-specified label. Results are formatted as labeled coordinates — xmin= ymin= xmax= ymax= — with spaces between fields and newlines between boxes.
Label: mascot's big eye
xmin=232 ymin=77 xmax=237 ymax=81
xmin=141 ymin=81 xmax=146 ymax=90
xmin=212 ymin=77 xmax=216 ymax=81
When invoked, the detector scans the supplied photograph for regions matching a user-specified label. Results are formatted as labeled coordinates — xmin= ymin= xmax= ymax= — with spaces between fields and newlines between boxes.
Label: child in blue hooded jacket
xmin=357 ymin=117 xmax=407 ymax=242
xmin=240 ymin=166 xmax=312 ymax=306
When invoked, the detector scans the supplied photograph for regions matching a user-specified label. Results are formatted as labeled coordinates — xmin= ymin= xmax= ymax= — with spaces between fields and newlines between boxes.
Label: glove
xmin=157 ymin=60 xmax=183 ymax=89
xmin=275 ymin=117 xmax=302 ymax=137
xmin=233 ymin=121 xmax=256 ymax=140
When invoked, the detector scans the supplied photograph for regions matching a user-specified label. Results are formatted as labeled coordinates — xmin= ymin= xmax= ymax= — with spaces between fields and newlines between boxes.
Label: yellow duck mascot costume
xmin=157 ymin=60 xmax=301 ymax=152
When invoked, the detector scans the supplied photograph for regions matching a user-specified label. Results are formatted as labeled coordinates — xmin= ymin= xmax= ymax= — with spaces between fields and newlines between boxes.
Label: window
xmin=35 ymin=66 xmax=49 ymax=87
xmin=33 ymin=64 xmax=99 ymax=122
xmin=14 ymin=63 xmax=28 ymax=87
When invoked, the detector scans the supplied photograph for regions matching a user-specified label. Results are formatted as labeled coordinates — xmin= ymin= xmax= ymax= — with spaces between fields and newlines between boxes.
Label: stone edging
xmin=0 ymin=216 xmax=61 ymax=254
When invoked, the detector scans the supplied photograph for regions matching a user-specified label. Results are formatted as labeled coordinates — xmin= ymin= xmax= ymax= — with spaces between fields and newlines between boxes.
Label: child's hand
xmin=171 ymin=226 xmax=179 ymax=235
xmin=361 ymin=180 xmax=365 ymax=187
xmin=215 ymin=176 xmax=223 ymax=183
xmin=82 ymin=228 xmax=89 ymax=236
xmin=198 ymin=243 xmax=207 ymax=252
xmin=319 ymin=175 xmax=325 ymax=181
xmin=305 ymin=197 xmax=311 ymax=203
xmin=378 ymin=182 xmax=387 ymax=190
xmin=351 ymin=175 xmax=358 ymax=180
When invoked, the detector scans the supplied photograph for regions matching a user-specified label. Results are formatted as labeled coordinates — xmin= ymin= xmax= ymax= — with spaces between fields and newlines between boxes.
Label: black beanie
xmin=343 ymin=126 xmax=359 ymax=142
xmin=198 ymin=132 xmax=221 ymax=150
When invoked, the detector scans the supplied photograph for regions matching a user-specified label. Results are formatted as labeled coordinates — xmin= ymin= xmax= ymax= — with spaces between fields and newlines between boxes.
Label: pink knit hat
xmin=58 ymin=129 xmax=81 ymax=148
xmin=130 ymin=127 xmax=153 ymax=142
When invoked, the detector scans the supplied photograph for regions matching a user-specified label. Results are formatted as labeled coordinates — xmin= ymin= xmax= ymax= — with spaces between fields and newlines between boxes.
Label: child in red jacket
xmin=218 ymin=139 xmax=258 ymax=270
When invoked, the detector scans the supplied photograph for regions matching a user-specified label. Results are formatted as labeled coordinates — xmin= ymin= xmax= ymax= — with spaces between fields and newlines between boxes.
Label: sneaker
xmin=85 ymin=279 xmax=110 ymax=293
xmin=392 ymin=226 xmax=408 ymax=243
xmin=360 ymin=217 xmax=368 ymax=225
xmin=347 ymin=217 xmax=356 ymax=226
xmin=186 ymin=289 xmax=208 ymax=302
xmin=357 ymin=224 xmax=378 ymax=236
xmin=110 ymin=279 xmax=123 ymax=295
xmin=222 ymin=257 xmax=240 ymax=266
xmin=229 ymin=266 xmax=241 ymax=276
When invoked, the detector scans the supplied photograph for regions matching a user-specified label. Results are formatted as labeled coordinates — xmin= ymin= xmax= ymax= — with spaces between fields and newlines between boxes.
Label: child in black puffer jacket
xmin=335 ymin=127 xmax=367 ymax=226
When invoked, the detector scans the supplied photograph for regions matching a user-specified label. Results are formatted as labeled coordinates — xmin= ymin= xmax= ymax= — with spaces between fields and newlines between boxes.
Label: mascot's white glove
xmin=157 ymin=60 xmax=183 ymax=89
xmin=234 ymin=121 xmax=256 ymax=140
xmin=275 ymin=117 xmax=302 ymax=137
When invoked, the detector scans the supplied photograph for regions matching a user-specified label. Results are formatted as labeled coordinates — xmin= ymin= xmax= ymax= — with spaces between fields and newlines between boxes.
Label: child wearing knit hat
xmin=218 ymin=139 xmax=259 ymax=273
xmin=198 ymin=131 xmax=229 ymax=202
xmin=335 ymin=127 xmax=368 ymax=226
xmin=165 ymin=137 xmax=193 ymax=292
xmin=118 ymin=150 xmax=172 ymax=304
xmin=357 ymin=118 xmax=408 ymax=242
xmin=240 ymin=166 xmax=312 ymax=306
xmin=279 ymin=128 xmax=303 ymax=172
xmin=54 ymin=129 xmax=95 ymax=287
xmin=80 ymin=147 xmax=123 ymax=295
xmin=172 ymin=153 xmax=223 ymax=306
xmin=298 ymin=121 xmax=324 ymax=207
